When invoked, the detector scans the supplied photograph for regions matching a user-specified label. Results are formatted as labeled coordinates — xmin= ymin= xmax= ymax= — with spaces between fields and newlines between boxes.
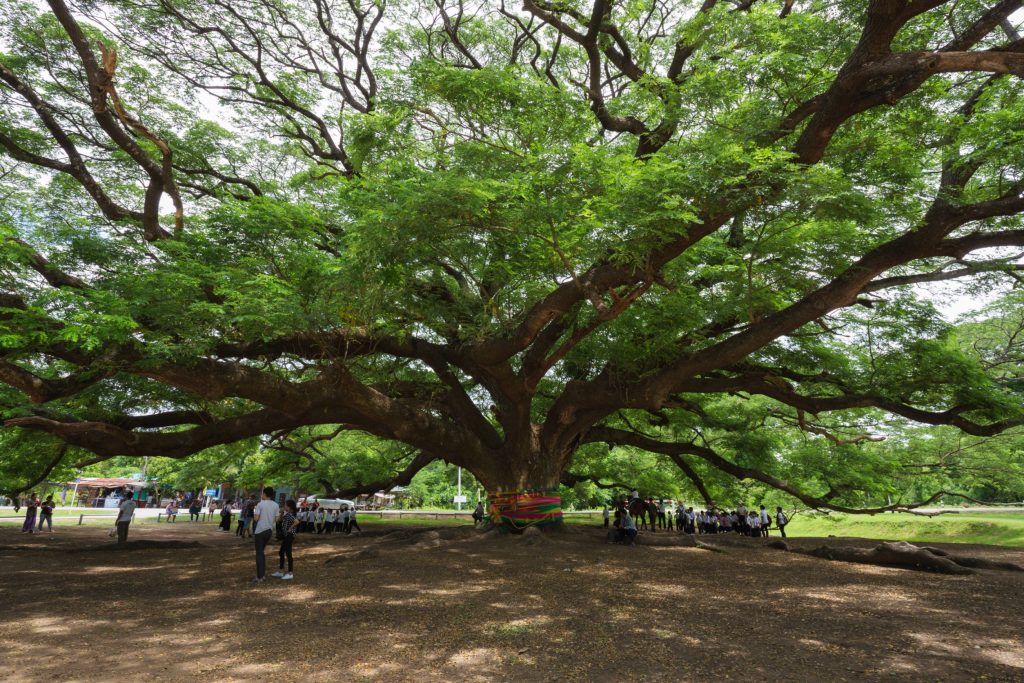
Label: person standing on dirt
xmin=219 ymin=499 xmax=234 ymax=532
xmin=272 ymin=500 xmax=300 ymax=581
xmin=252 ymin=487 xmax=279 ymax=584
xmin=348 ymin=506 xmax=362 ymax=534
xmin=473 ymin=502 xmax=485 ymax=526
xmin=775 ymin=507 xmax=788 ymax=538
xmin=602 ymin=506 xmax=610 ymax=528
xmin=188 ymin=499 xmax=202 ymax=522
xmin=37 ymin=495 xmax=55 ymax=533
xmin=20 ymin=493 xmax=38 ymax=534
xmin=747 ymin=511 xmax=760 ymax=538
xmin=759 ymin=505 xmax=771 ymax=537
xmin=116 ymin=492 xmax=136 ymax=544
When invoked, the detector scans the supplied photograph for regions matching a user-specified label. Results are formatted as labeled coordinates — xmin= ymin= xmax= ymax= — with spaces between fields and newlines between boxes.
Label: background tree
xmin=2 ymin=0 xmax=1024 ymax=526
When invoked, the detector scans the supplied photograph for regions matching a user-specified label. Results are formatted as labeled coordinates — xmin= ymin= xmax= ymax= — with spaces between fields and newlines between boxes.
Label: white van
xmin=302 ymin=495 xmax=355 ymax=510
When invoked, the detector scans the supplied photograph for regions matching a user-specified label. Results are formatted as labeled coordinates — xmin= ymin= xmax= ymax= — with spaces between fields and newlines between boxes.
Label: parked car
xmin=302 ymin=495 xmax=356 ymax=510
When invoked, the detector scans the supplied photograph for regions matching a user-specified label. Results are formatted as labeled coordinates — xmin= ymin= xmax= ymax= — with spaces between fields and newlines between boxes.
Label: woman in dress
xmin=21 ymin=493 xmax=38 ymax=533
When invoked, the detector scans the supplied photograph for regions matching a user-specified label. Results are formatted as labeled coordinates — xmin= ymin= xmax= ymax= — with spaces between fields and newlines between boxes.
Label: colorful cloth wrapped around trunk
xmin=488 ymin=489 xmax=562 ymax=528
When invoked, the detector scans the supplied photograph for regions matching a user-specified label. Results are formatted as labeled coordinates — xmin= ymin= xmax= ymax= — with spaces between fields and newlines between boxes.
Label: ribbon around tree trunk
xmin=487 ymin=489 xmax=563 ymax=529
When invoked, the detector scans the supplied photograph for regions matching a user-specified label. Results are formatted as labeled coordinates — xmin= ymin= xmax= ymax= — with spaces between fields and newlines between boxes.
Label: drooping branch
xmin=326 ymin=449 xmax=436 ymax=498
xmin=584 ymin=426 xmax=1002 ymax=515
xmin=2 ymin=443 xmax=69 ymax=498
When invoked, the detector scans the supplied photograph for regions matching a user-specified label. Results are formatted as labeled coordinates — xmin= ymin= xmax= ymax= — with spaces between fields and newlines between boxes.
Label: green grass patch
xmin=786 ymin=511 xmax=1024 ymax=547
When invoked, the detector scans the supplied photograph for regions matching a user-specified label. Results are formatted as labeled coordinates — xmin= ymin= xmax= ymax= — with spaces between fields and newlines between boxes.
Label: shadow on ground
xmin=1 ymin=522 xmax=1022 ymax=682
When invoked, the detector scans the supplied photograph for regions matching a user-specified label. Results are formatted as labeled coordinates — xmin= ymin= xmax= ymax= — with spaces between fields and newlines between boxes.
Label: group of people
xmin=293 ymin=504 xmax=362 ymax=535
xmin=679 ymin=504 xmax=789 ymax=538
xmin=15 ymin=493 xmax=55 ymax=534
xmin=605 ymin=498 xmax=789 ymax=545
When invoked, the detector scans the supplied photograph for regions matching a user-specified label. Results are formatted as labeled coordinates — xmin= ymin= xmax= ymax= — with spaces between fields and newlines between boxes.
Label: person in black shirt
xmin=272 ymin=500 xmax=300 ymax=581
xmin=37 ymin=496 xmax=55 ymax=532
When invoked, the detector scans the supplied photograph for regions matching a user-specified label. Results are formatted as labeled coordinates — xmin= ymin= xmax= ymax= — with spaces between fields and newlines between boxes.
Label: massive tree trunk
xmin=473 ymin=447 xmax=570 ymax=531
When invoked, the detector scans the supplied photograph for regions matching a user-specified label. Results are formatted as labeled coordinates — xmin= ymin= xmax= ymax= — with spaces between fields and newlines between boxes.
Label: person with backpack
xmin=272 ymin=500 xmax=300 ymax=581
xmin=775 ymin=507 xmax=789 ymax=538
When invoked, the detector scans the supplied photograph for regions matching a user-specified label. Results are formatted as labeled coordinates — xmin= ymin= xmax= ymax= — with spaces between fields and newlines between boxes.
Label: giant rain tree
xmin=2 ymin=0 xmax=1024 ymax=525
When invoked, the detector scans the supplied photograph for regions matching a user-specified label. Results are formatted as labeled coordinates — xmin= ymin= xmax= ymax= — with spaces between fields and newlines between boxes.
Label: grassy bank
xmin=785 ymin=511 xmax=1024 ymax=547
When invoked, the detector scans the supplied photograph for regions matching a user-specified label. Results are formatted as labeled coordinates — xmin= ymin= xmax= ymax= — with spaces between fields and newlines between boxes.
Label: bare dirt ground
xmin=1 ymin=521 xmax=1022 ymax=683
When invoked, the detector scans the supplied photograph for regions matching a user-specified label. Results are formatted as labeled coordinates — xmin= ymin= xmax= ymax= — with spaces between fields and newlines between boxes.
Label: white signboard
xmin=453 ymin=495 xmax=468 ymax=503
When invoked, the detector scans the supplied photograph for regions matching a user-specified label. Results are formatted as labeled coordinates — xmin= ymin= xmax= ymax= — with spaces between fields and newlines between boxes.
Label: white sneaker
xmin=281 ymin=573 xmax=294 ymax=580
xmin=271 ymin=571 xmax=284 ymax=578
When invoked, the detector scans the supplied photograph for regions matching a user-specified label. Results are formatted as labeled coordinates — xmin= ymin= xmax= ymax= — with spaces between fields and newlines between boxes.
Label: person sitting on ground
xmin=617 ymin=510 xmax=638 ymax=545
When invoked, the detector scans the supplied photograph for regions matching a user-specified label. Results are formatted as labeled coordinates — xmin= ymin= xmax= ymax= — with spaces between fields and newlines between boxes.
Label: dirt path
xmin=1 ymin=522 xmax=1022 ymax=682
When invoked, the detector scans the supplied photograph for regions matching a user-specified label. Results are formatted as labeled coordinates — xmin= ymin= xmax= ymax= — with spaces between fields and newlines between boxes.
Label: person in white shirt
xmin=747 ymin=511 xmax=760 ymax=538
xmin=775 ymin=507 xmax=788 ymax=538
xmin=315 ymin=507 xmax=326 ymax=535
xmin=617 ymin=510 xmax=638 ymax=545
xmin=115 ymin=492 xmax=136 ymax=544
xmin=251 ymin=487 xmax=280 ymax=584
xmin=759 ymin=505 xmax=771 ymax=537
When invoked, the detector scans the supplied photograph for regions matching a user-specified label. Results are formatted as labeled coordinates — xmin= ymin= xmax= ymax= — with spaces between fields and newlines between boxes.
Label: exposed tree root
xmin=768 ymin=540 xmax=1023 ymax=575
xmin=67 ymin=539 xmax=204 ymax=553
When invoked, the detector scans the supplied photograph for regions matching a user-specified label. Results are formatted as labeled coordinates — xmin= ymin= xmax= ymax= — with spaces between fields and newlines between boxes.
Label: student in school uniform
xmin=341 ymin=506 xmax=352 ymax=534
xmin=747 ymin=511 xmax=761 ymax=537
xmin=315 ymin=507 xmax=326 ymax=534
xmin=775 ymin=507 xmax=789 ymax=538
xmin=759 ymin=505 xmax=771 ymax=537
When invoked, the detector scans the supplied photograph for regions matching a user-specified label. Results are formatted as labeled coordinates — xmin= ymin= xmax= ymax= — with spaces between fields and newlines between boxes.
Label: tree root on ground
xmin=768 ymin=540 xmax=1024 ymax=575
xmin=67 ymin=540 xmax=205 ymax=552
